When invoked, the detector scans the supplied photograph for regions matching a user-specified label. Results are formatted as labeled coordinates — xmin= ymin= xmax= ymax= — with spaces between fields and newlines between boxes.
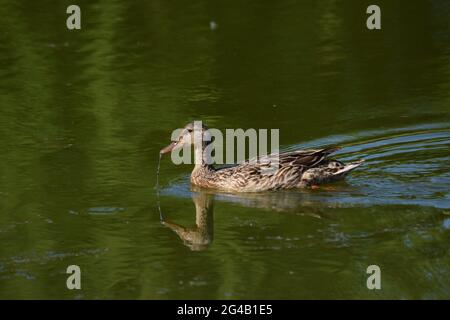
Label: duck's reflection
xmin=159 ymin=186 xmax=339 ymax=251
xmin=161 ymin=191 xmax=214 ymax=251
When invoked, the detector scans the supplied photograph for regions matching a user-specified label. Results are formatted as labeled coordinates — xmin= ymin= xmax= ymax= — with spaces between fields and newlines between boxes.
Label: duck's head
xmin=160 ymin=121 xmax=210 ymax=154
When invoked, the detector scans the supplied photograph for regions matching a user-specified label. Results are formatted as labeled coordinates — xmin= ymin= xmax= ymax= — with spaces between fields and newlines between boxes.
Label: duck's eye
xmin=187 ymin=129 xmax=193 ymax=133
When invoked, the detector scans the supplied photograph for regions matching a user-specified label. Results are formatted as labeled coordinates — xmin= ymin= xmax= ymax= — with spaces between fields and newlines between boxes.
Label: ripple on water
xmin=0 ymin=248 xmax=109 ymax=281
xmin=87 ymin=207 xmax=125 ymax=215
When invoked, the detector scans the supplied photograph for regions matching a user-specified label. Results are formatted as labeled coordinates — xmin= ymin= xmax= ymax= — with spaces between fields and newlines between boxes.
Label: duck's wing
xmin=213 ymin=146 xmax=341 ymax=178
xmin=245 ymin=146 xmax=340 ymax=168
xmin=209 ymin=147 xmax=340 ymax=191
xmin=279 ymin=146 xmax=341 ymax=167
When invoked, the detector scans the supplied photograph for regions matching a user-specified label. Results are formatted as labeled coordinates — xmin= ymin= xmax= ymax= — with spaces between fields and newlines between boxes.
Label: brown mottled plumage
xmin=160 ymin=122 xmax=364 ymax=192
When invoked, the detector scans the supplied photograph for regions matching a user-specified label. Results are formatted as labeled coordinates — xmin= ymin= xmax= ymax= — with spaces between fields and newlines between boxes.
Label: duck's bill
xmin=160 ymin=141 xmax=178 ymax=154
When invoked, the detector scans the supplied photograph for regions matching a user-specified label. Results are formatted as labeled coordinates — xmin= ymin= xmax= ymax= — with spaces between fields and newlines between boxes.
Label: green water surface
xmin=0 ymin=0 xmax=449 ymax=299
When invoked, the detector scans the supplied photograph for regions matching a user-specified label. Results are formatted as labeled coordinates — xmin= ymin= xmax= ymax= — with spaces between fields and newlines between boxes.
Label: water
xmin=0 ymin=0 xmax=449 ymax=299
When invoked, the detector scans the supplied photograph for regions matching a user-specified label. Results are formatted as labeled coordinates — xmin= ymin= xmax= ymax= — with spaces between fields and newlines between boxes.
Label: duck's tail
xmin=332 ymin=159 xmax=365 ymax=176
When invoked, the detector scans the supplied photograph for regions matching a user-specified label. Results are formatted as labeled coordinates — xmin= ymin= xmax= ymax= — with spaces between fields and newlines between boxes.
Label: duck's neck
xmin=192 ymin=143 xmax=214 ymax=176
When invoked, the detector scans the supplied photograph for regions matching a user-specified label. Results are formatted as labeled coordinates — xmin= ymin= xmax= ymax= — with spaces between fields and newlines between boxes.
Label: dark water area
xmin=0 ymin=0 xmax=449 ymax=299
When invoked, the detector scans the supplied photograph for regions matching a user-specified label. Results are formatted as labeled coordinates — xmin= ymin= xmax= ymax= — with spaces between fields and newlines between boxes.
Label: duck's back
xmin=191 ymin=147 xmax=351 ymax=192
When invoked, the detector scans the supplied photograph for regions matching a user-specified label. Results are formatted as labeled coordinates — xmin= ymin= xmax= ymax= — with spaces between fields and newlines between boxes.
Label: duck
xmin=160 ymin=122 xmax=364 ymax=192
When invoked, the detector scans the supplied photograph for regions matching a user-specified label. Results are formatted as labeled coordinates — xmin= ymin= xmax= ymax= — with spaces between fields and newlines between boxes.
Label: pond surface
xmin=0 ymin=0 xmax=449 ymax=299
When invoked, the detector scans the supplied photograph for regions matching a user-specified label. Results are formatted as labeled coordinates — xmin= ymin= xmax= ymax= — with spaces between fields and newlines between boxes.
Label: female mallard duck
xmin=160 ymin=122 xmax=364 ymax=192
